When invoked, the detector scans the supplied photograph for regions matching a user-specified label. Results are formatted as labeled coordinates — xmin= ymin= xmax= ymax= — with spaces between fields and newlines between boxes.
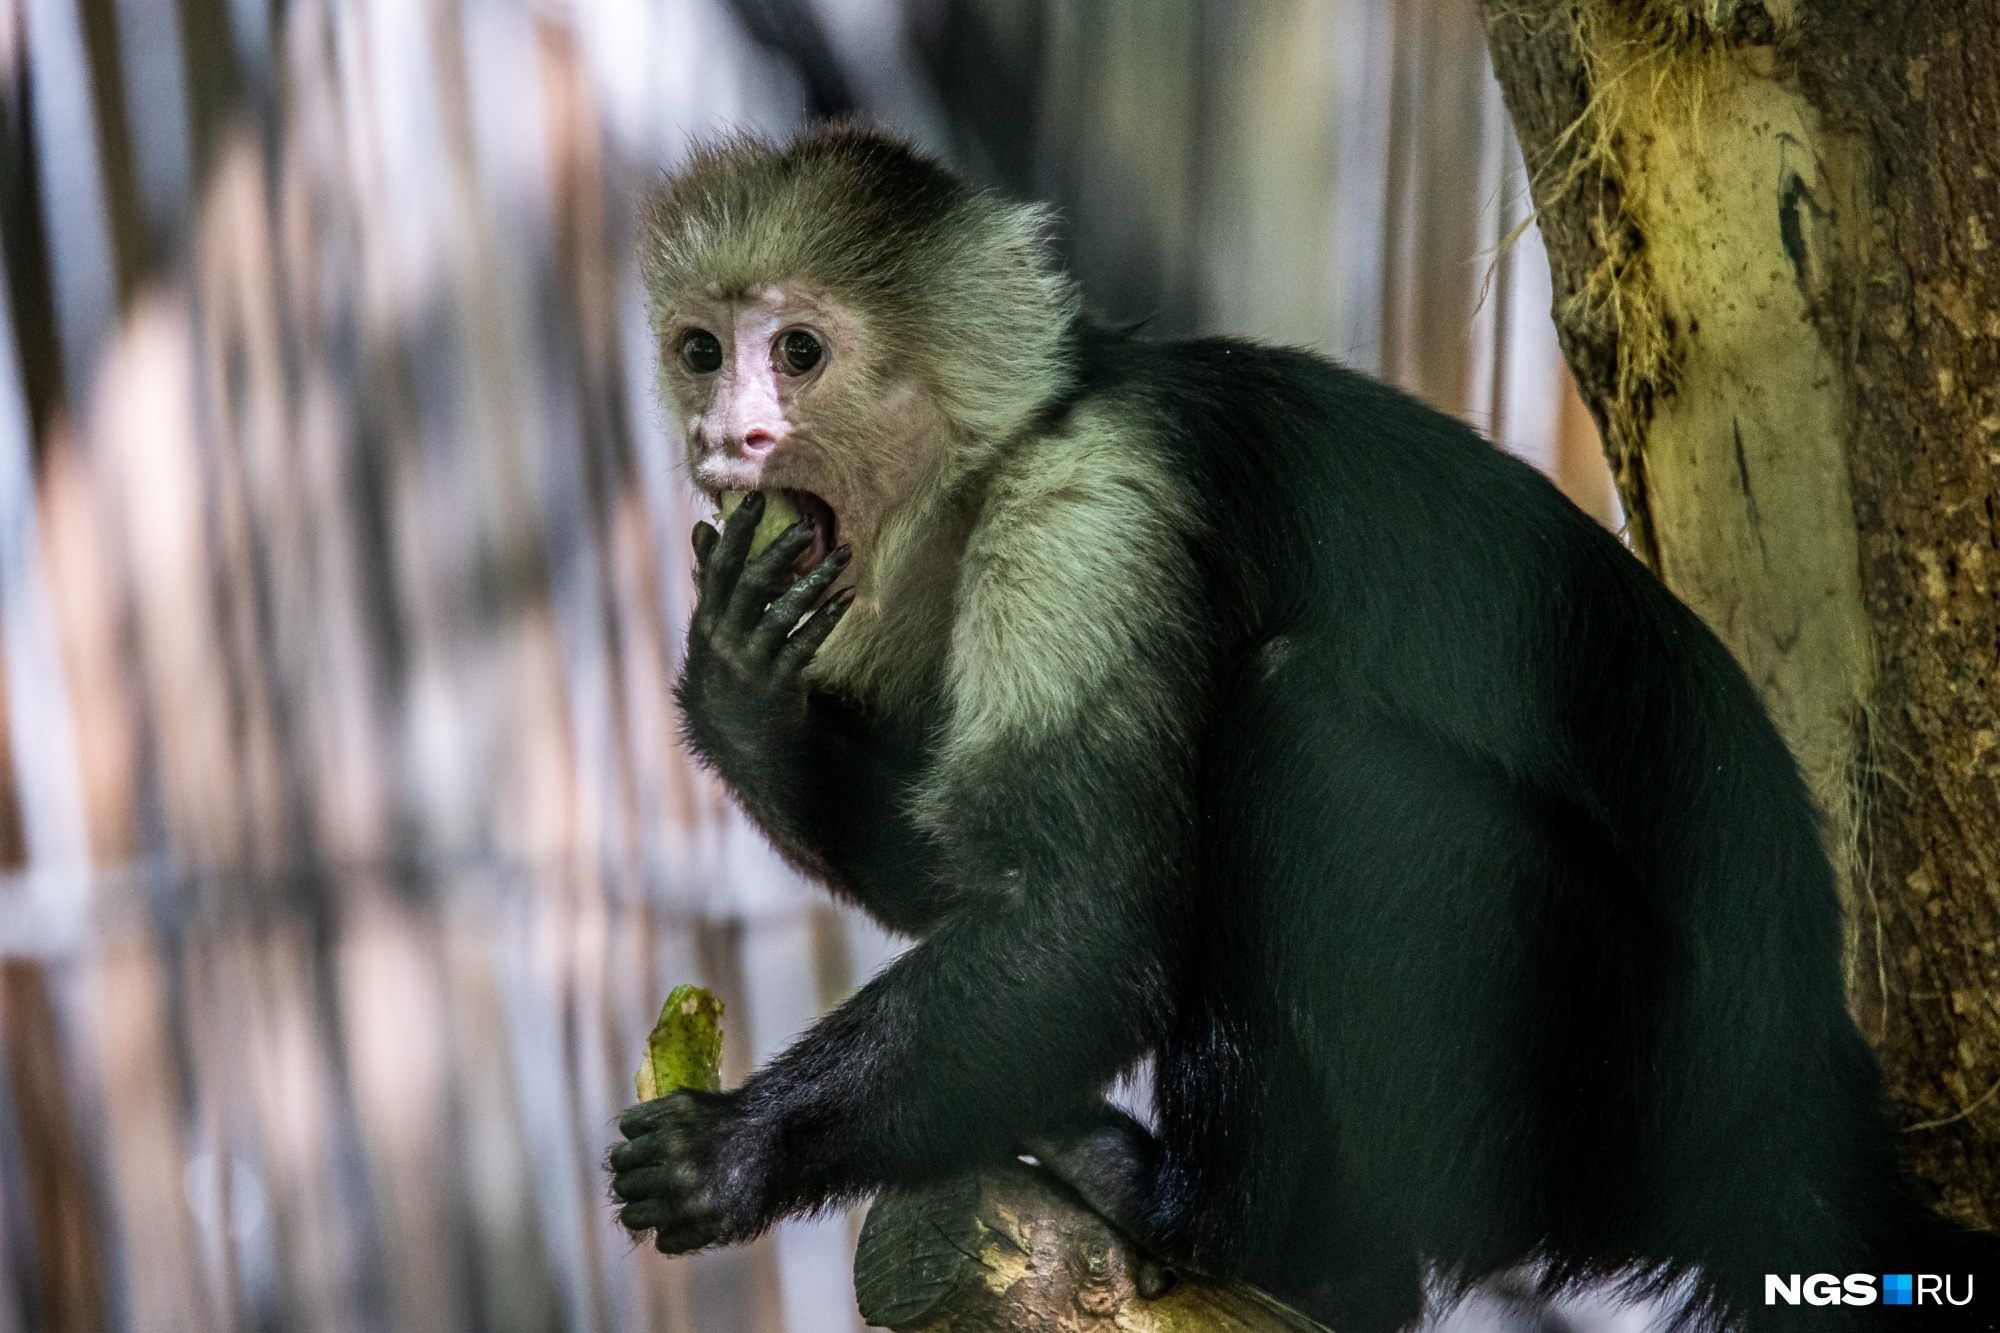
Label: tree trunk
xmin=1480 ymin=0 xmax=2000 ymax=1225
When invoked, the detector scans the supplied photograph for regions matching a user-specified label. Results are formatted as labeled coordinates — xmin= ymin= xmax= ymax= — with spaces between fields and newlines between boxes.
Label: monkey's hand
xmin=679 ymin=490 xmax=852 ymax=774
xmin=610 ymin=1090 xmax=768 ymax=1253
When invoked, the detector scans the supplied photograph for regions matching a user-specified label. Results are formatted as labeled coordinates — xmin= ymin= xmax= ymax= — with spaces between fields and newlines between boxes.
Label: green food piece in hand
xmin=717 ymin=491 xmax=802 ymax=559
xmin=636 ymin=984 xmax=724 ymax=1101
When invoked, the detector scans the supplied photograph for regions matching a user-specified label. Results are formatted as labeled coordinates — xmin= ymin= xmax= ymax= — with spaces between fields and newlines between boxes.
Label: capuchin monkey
xmin=607 ymin=125 xmax=1998 ymax=1331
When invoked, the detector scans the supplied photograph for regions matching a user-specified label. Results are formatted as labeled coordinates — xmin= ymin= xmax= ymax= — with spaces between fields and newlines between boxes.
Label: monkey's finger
xmin=618 ymin=1197 xmax=719 ymax=1239
xmin=608 ymin=1130 xmax=675 ymax=1172
xmin=617 ymin=1099 xmax=677 ymax=1141
xmin=751 ymin=546 xmax=851 ymax=655
xmin=691 ymin=522 xmax=719 ymax=572
xmin=725 ymin=518 xmax=819 ymax=628
xmin=653 ymin=1218 xmax=724 ymax=1254
xmin=611 ymin=1162 xmax=701 ymax=1202
xmin=704 ymin=490 xmax=765 ymax=608
xmin=620 ymin=1192 xmax=732 ymax=1232
xmin=776 ymin=589 xmax=855 ymax=674
xmin=688 ymin=523 xmax=722 ymax=634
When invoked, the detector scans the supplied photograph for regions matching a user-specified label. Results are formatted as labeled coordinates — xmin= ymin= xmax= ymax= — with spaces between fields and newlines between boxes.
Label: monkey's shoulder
xmin=1069 ymin=325 xmax=1380 ymax=421
xmin=1068 ymin=328 xmax=1614 ymax=573
xmin=1070 ymin=324 xmax=1518 ymax=476
xmin=940 ymin=398 xmax=1206 ymax=748
xmin=989 ymin=394 xmax=1195 ymax=524
xmin=973 ymin=392 xmax=1205 ymax=608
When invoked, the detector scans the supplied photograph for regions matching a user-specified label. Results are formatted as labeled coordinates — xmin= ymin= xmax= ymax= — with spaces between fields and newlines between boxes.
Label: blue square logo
xmin=1884 ymin=1274 xmax=1913 ymax=1305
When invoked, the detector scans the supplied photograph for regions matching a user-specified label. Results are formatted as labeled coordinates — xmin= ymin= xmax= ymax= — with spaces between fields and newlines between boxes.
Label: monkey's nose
xmin=740 ymin=429 xmax=779 ymax=455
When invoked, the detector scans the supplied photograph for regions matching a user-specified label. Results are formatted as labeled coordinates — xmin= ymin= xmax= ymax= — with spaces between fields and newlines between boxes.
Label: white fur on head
xmin=641 ymin=124 xmax=1080 ymax=471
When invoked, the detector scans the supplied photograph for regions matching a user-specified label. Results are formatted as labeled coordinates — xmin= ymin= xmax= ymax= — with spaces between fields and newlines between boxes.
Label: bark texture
xmin=853 ymin=1165 xmax=1328 ymax=1332
xmin=1480 ymin=0 xmax=2000 ymax=1224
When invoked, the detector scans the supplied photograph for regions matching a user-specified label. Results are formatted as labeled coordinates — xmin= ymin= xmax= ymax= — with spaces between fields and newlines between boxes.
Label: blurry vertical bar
xmin=5 ymin=5 xmax=138 ymax=1332
xmin=0 ymin=958 xmax=104 ymax=1333
xmin=1375 ymin=0 xmax=1416 ymax=387
xmin=1553 ymin=363 xmax=1616 ymax=527
xmin=73 ymin=0 xmax=144 ymax=304
xmin=0 ymin=576 xmax=32 ymax=1333
xmin=1483 ymin=78 xmax=1519 ymax=448
xmin=1405 ymin=0 xmax=1486 ymax=415
xmin=0 ymin=605 xmax=104 ymax=1333
xmin=25 ymin=0 xmax=116 ymax=409
xmin=109 ymin=0 xmax=189 ymax=250
xmin=741 ymin=910 xmax=859 ymax=1333
xmin=173 ymin=0 xmax=239 ymax=188
xmin=0 ymin=0 xmax=66 ymax=453
xmin=1321 ymin=0 xmax=1395 ymax=371
xmin=425 ymin=0 xmax=622 ymax=1327
xmin=688 ymin=917 xmax=786 ymax=1333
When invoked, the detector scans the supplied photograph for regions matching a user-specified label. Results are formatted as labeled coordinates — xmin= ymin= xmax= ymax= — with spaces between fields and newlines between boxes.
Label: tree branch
xmin=854 ymin=1162 xmax=1331 ymax=1332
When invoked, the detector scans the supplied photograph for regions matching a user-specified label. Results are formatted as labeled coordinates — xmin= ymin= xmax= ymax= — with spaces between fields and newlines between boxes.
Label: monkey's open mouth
xmin=715 ymin=488 xmax=838 ymax=576
xmin=789 ymin=490 xmax=837 ymax=574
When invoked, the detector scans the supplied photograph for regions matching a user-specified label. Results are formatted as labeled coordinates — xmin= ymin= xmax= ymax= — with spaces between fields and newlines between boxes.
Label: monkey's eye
xmin=680 ymin=330 xmax=723 ymax=374
xmin=776 ymin=329 xmax=823 ymax=376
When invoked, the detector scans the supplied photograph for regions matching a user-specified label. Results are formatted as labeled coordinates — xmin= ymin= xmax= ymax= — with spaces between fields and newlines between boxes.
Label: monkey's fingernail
xmin=744 ymin=490 xmax=764 ymax=508
xmin=832 ymin=545 xmax=852 ymax=564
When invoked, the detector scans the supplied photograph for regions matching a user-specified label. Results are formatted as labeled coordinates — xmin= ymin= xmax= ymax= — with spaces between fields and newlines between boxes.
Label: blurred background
xmin=0 ymin=0 xmax=1620 ymax=1330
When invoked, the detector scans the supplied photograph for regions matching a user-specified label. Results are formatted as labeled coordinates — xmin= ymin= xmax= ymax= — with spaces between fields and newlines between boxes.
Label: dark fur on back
xmin=1058 ymin=325 xmax=1995 ymax=1328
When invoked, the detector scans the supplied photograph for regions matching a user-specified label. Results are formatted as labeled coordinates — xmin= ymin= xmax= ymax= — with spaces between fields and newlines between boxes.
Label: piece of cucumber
xmin=716 ymin=490 xmax=802 ymax=559
xmin=636 ymin=984 xmax=724 ymax=1100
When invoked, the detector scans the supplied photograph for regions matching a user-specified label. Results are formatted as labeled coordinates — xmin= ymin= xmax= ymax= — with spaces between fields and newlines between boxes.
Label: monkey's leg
xmin=1139 ymin=987 xmax=1418 ymax=1332
xmin=1197 ymin=653 xmax=1672 ymax=1331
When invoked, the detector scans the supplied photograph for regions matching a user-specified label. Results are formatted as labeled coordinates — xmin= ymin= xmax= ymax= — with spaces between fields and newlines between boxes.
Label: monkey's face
xmin=660 ymin=283 xmax=945 ymax=587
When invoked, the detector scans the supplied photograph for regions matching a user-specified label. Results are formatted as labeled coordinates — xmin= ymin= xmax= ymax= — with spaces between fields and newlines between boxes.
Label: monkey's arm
xmin=609 ymin=736 xmax=1188 ymax=1250
xmin=675 ymin=494 xmax=953 ymax=933
xmin=615 ymin=434 xmax=1204 ymax=1251
xmin=784 ymin=693 xmax=952 ymax=933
